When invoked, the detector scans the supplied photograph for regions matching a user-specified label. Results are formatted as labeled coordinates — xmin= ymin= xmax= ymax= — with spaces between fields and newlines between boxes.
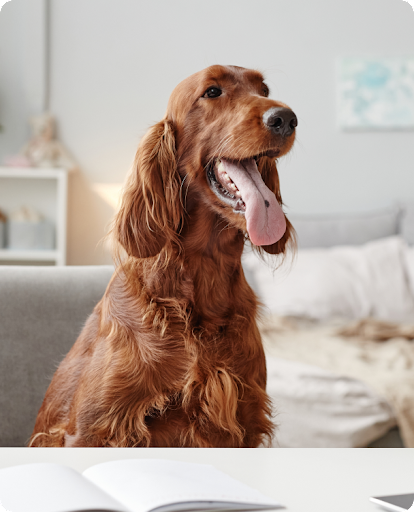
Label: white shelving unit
xmin=0 ymin=167 xmax=68 ymax=265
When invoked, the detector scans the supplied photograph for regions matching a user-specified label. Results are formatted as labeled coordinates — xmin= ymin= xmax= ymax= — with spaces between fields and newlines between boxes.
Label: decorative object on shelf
xmin=0 ymin=208 xmax=6 ymax=249
xmin=19 ymin=112 xmax=76 ymax=169
xmin=337 ymin=57 xmax=414 ymax=130
xmin=8 ymin=206 xmax=54 ymax=250
xmin=3 ymin=154 xmax=31 ymax=167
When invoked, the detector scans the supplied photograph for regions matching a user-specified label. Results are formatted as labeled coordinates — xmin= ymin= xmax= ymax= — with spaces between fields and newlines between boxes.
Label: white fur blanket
xmin=260 ymin=315 xmax=414 ymax=447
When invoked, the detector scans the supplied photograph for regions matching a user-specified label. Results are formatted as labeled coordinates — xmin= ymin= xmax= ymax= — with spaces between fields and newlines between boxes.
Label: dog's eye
xmin=262 ymin=84 xmax=270 ymax=97
xmin=203 ymin=87 xmax=222 ymax=98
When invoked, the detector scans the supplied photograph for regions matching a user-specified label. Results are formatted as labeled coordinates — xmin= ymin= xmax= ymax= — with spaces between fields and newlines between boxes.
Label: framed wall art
xmin=337 ymin=57 xmax=414 ymax=130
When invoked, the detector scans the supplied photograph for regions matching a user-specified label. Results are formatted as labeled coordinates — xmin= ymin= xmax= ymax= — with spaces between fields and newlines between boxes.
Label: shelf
xmin=0 ymin=167 xmax=68 ymax=265
xmin=0 ymin=167 xmax=67 ymax=179
xmin=0 ymin=249 xmax=60 ymax=262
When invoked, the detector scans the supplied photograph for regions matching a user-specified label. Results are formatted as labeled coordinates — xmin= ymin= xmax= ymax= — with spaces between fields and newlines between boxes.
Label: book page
xmin=0 ymin=463 xmax=129 ymax=512
xmin=83 ymin=459 xmax=283 ymax=512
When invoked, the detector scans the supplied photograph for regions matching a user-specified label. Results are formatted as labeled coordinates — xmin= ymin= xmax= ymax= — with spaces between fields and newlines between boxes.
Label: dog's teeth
xmin=235 ymin=191 xmax=242 ymax=198
xmin=217 ymin=161 xmax=224 ymax=173
xmin=230 ymin=183 xmax=237 ymax=191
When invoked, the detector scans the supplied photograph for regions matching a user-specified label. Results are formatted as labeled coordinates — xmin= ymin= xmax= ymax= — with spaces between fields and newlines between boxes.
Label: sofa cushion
xmin=400 ymin=202 xmax=414 ymax=245
xmin=290 ymin=206 xmax=400 ymax=249
xmin=267 ymin=356 xmax=396 ymax=448
xmin=243 ymin=236 xmax=414 ymax=322
xmin=0 ymin=265 xmax=113 ymax=446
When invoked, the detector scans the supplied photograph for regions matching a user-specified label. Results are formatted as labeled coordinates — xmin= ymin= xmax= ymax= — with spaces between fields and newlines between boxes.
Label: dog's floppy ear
xmin=114 ymin=119 xmax=183 ymax=259
xmin=257 ymin=157 xmax=296 ymax=255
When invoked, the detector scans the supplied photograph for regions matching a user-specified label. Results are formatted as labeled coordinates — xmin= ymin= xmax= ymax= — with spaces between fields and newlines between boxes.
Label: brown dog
xmin=30 ymin=65 xmax=296 ymax=447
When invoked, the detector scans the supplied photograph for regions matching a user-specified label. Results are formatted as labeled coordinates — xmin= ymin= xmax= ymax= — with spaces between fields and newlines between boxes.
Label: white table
xmin=0 ymin=448 xmax=412 ymax=512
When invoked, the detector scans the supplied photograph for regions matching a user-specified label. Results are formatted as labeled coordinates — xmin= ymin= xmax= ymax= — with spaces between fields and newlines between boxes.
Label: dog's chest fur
xmin=93 ymin=251 xmax=262 ymax=446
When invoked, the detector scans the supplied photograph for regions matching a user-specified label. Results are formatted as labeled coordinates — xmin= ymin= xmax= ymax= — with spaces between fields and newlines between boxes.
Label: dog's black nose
xmin=263 ymin=107 xmax=297 ymax=137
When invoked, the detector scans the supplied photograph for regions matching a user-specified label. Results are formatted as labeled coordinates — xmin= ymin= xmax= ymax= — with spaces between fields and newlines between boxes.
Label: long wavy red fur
xmin=30 ymin=65 xmax=295 ymax=447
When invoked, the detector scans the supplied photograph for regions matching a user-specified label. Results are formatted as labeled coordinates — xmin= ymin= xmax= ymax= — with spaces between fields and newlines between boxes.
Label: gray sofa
xmin=1 ymin=201 xmax=411 ymax=447
xmin=0 ymin=265 xmax=114 ymax=446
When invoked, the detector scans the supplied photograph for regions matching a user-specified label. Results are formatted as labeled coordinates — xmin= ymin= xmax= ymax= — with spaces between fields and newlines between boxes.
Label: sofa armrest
xmin=0 ymin=265 xmax=113 ymax=446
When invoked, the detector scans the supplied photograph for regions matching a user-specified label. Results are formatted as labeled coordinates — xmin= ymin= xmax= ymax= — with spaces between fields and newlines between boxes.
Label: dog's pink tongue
xmin=220 ymin=158 xmax=286 ymax=246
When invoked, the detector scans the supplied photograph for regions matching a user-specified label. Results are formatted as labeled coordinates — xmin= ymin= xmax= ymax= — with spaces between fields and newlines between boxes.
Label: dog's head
xmin=115 ymin=65 xmax=296 ymax=259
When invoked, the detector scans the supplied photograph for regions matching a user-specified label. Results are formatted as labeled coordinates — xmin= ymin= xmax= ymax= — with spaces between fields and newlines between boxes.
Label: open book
xmin=0 ymin=458 xmax=284 ymax=512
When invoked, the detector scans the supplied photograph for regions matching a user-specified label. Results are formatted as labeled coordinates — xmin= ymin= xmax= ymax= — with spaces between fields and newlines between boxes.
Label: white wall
xmin=1 ymin=0 xmax=414 ymax=264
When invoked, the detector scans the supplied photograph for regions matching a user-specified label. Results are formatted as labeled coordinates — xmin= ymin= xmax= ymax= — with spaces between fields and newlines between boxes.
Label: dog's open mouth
xmin=207 ymin=159 xmax=247 ymax=212
xmin=207 ymin=155 xmax=286 ymax=246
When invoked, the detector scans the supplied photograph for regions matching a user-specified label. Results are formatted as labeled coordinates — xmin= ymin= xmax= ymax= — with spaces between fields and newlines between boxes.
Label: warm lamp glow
xmin=92 ymin=183 xmax=123 ymax=210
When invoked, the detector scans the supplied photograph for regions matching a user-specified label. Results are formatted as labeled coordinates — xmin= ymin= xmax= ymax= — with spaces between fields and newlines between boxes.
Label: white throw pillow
xmin=404 ymin=246 xmax=414 ymax=298
xmin=243 ymin=236 xmax=414 ymax=322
